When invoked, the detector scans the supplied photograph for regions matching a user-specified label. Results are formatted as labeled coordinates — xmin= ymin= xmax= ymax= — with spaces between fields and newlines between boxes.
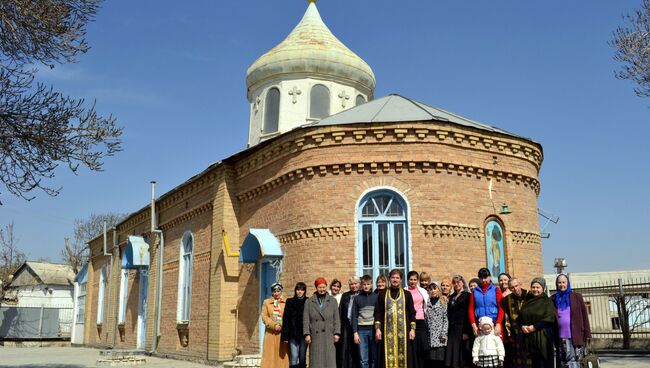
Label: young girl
xmin=472 ymin=317 xmax=505 ymax=367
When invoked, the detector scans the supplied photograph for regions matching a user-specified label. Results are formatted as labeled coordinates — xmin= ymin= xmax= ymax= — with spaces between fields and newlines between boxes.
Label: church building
xmin=82 ymin=1 xmax=544 ymax=363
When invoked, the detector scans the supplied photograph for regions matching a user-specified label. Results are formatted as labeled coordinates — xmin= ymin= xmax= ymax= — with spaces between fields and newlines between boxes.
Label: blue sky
xmin=1 ymin=0 xmax=648 ymax=273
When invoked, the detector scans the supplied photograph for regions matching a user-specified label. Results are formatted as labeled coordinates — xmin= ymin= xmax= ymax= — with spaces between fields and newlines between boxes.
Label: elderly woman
xmin=304 ymin=277 xmax=341 ymax=368
xmin=501 ymin=277 xmax=530 ymax=368
xmin=498 ymin=273 xmax=512 ymax=298
xmin=445 ymin=275 xmax=472 ymax=368
xmin=425 ymin=282 xmax=448 ymax=368
xmin=261 ymin=283 xmax=289 ymax=368
xmin=553 ymin=274 xmax=591 ymax=368
xmin=520 ymin=278 xmax=556 ymax=368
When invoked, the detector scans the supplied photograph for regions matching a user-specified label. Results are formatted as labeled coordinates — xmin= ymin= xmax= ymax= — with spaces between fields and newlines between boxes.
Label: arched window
xmin=96 ymin=263 xmax=106 ymax=325
xmin=355 ymin=94 xmax=366 ymax=106
xmin=263 ymin=88 xmax=280 ymax=134
xmin=485 ymin=218 xmax=506 ymax=281
xmin=310 ymin=84 xmax=330 ymax=119
xmin=177 ymin=232 xmax=193 ymax=322
xmin=357 ymin=190 xmax=408 ymax=283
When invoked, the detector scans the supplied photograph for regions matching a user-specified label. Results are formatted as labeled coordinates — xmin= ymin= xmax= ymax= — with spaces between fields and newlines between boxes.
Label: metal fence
xmin=0 ymin=305 xmax=73 ymax=340
xmin=569 ymin=277 xmax=650 ymax=348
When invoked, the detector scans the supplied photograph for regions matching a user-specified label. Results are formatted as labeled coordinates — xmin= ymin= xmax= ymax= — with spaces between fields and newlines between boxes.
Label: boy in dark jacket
xmin=352 ymin=275 xmax=379 ymax=368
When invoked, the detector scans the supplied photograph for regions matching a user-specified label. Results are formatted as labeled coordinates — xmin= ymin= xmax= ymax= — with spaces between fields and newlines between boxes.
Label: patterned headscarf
xmin=554 ymin=274 xmax=572 ymax=311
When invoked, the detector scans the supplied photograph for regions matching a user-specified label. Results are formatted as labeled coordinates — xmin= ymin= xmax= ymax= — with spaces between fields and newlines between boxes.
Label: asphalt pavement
xmin=0 ymin=347 xmax=648 ymax=367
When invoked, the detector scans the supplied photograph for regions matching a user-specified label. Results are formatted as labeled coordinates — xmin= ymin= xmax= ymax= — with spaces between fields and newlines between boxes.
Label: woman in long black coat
xmin=282 ymin=282 xmax=308 ymax=368
xmin=445 ymin=275 xmax=473 ymax=368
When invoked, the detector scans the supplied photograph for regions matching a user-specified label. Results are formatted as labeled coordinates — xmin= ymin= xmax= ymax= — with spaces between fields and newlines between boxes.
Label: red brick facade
xmin=84 ymin=119 xmax=543 ymax=362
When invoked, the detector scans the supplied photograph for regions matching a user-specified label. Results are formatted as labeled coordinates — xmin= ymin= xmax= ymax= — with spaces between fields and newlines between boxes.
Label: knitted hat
xmin=478 ymin=316 xmax=494 ymax=329
xmin=531 ymin=277 xmax=547 ymax=291
xmin=314 ymin=277 xmax=327 ymax=288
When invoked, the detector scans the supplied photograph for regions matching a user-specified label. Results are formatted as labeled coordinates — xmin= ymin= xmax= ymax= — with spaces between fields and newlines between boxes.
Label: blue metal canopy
xmin=239 ymin=228 xmax=283 ymax=263
xmin=122 ymin=236 xmax=150 ymax=269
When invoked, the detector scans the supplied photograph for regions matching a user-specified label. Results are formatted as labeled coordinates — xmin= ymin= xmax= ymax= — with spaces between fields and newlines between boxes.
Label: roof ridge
xmin=369 ymin=95 xmax=394 ymax=122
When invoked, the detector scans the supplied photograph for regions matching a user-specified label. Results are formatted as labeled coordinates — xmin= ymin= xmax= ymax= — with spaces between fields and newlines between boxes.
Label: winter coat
xmin=303 ymin=293 xmax=341 ymax=368
xmin=260 ymin=297 xmax=289 ymax=368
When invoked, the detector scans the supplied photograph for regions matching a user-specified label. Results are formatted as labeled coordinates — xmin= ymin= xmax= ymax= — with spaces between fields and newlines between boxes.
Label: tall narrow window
xmin=96 ymin=263 xmax=107 ymax=324
xmin=77 ymin=281 xmax=86 ymax=324
xmin=357 ymin=190 xmax=408 ymax=283
xmin=485 ymin=219 xmax=506 ymax=281
xmin=263 ymin=88 xmax=280 ymax=134
xmin=355 ymin=94 xmax=366 ymax=106
xmin=177 ymin=232 xmax=193 ymax=322
xmin=117 ymin=268 xmax=128 ymax=324
xmin=310 ymin=84 xmax=330 ymax=119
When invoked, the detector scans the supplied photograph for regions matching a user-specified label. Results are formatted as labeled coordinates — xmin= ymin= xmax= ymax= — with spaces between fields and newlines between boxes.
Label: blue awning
xmin=122 ymin=236 xmax=150 ymax=269
xmin=239 ymin=228 xmax=283 ymax=263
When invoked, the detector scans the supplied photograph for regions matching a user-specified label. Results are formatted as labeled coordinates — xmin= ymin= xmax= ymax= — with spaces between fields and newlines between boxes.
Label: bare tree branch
xmin=0 ymin=0 xmax=121 ymax=201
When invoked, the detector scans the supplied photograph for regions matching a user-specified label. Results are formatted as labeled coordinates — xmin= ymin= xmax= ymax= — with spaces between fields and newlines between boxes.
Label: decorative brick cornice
xmin=236 ymin=160 xmax=540 ymax=203
xmin=420 ymin=222 xmax=483 ymax=240
xmin=235 ymin=123 xmax=543 ymax=179
xmin=277 ymin=224 xmax=352 ymax=244
xmin=510 ymin=230 xmax=541 ymax=246
xmin=159 ymin=202 xmax=213 ymax=231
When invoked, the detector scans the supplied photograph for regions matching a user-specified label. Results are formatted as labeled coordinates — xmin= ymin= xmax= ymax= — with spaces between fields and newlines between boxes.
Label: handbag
xmin=580 ymin=340 xmax=600 ymax=368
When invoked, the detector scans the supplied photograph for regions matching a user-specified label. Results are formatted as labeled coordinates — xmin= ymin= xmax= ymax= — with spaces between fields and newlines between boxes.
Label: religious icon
xmin=485 ymin=221 xmax=505 ymax=280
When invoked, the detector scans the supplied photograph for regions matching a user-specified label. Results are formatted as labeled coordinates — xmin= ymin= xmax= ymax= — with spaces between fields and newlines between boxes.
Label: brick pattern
xmin=83 ymin=120 xmax=543 ymax=363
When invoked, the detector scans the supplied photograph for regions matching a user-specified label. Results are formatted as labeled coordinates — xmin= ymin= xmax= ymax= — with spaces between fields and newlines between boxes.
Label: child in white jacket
xmin=472 ymin=316 xmax=505 ymax=367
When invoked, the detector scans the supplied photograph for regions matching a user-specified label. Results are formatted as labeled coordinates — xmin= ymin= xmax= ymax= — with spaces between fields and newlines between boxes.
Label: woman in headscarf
xmin=440 ymin=277 xmax=452 ymax=302
xmin=282 ymin=282 xmax=308 ymax=368
xmin=520 ymin=278 xmax=556 ymax=368
xmin=374 ymin=269 xmax=416 ymax=368
xmin=501 ymin=277 xmax=530 ymax=368
xmin=445 ymin=275 xmax=472 ymax=368
xmin=261 ymin=283 xmax=289 ymax=368
xmin=304 ymin=277 xmax=341 ymax=368
xmin=425 ymin=282 xmax=448 ymax=368
xmin=498 ymin=273 xmax=512 ymax=298
xmin=552 ymin=274 xmax=591 ymax=368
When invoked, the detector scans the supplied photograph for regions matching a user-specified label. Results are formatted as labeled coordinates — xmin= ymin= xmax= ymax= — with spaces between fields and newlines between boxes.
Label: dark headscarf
xmin=554 ymin=274 xmax=572 ymax=311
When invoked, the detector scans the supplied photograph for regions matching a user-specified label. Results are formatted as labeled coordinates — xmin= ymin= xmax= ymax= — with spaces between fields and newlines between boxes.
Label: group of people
xmin=260 ymin=267 xmax=591 ymax=368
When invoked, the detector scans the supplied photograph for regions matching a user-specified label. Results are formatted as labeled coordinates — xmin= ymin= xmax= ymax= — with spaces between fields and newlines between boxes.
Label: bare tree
xmin=61 ymin=212 xmax=126 ymax=272
xmin=0 ymin=222 xmax=25 ymax=283
xmin=609 ymin=280 xmax=650 ymax=349
xmin=0 ymin=0 xmax=122 ymax=202
xmin=610 ymin=0 xmax=650 ymax=100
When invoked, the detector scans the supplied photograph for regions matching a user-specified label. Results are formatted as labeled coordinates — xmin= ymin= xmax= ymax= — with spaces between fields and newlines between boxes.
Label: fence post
xmin=38 ymin=305 xmax=45 ymax=339
xmin=617 ymin=278 xmax=631 ymax=349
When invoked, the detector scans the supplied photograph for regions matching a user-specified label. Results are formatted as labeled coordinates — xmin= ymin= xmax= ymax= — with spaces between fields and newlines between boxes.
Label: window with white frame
xmin=76 ymin=281 xmax=87 ymax=324
xmin=117 ymin=268 xmax=128 ymax=324
xmin=310 ymin=84 xmax=330 ymax=119
xmin=263 ymin=87 xmax=280 ymax=134
xmin=177 ymin=232 xmax=193 ymax=322
xmin=96 ymin=263 xmax=107 ymax=324
xmin=357 ymin=190 xmax=409 ymax=284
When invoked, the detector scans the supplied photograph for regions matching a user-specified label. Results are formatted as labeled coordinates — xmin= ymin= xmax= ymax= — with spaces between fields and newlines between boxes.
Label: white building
xmin=0 ymin=261 xmax=75 ymax=339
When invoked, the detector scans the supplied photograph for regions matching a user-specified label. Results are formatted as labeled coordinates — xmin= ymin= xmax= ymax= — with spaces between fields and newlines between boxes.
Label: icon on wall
xmin=485 ymin=220 xmax=505 ymax=280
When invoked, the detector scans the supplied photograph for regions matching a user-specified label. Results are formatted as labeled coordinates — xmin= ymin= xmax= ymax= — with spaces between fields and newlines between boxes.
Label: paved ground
xmin=0 ymin=347 xmax=648 ymax=367
xmin=0 ymin=347 xmax=219 ymax=367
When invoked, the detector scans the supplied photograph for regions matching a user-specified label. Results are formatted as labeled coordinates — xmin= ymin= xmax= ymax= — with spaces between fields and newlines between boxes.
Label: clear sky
xmin=1 ymin=0 xmax=648 ymax=274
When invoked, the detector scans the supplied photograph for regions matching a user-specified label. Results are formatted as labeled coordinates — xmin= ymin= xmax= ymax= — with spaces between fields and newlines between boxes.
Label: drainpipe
xmin=111 ymin=228 xmax=119 ymax=348
xmin=102 ymin=222 xmax=115 ymax=349
xmin=150 ymin=181 xmax=164 ymax=353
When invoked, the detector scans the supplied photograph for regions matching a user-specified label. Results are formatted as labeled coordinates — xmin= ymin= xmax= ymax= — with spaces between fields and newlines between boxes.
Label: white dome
xmin=246 ymin=1 xmax=376 ymax=99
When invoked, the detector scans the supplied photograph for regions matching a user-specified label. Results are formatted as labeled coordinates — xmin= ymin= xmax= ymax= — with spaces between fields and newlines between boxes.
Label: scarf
xmin=385 ymin=287 xmax=408 ymax=368
xmin=273 ymin=297 xmax=283 ymax=324
xmin=521 ymin=293 xmax=555 ymax=359
xmin=554 ymin=274 xmax=572 ymax=311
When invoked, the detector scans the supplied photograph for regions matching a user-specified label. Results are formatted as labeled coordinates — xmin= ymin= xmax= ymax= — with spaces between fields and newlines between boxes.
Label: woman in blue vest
xmin=468 ymin=268 xmax=505 ymax=338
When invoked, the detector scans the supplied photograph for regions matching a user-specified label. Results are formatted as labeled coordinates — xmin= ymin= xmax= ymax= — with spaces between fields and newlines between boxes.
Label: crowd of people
xmin=260 ymin=268 xmax=591 ymax=368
